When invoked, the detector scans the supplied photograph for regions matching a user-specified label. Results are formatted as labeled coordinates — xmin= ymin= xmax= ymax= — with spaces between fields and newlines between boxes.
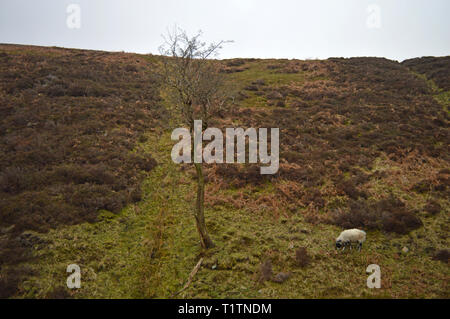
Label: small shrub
xmin=266 ymin=91 xmax=283 ymax=100
xmin=432 ymin=249 xmax=450 ymax=263
xmin=225 ymin=59 xmax=245 ymax=67
xmin=330 ymin=196 xmax=423 ymax=234
xmin=424 ymin=200 xmax=441 ymax=215
xmin=303 ymin=189 xmax=325 ymax=209
xmin=412 ymin=179 xmax=432 ymax=193
xmin=125 ymin=64 xmax=138 ymax=72
xmin=295 ymin=247 xmax=310 ymax=267
xmin=337 ymin=180 xmax=366 ymax=200
xmin=0 ymin=167 xmax=29 ymax=194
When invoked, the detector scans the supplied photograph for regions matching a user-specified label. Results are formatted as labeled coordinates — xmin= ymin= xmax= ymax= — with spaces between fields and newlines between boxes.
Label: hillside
xmin=0 ymin=44 xmax=448 ymax=298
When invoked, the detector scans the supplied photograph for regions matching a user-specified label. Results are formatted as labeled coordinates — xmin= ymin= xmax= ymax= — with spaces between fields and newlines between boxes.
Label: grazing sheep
xmin=335 ymin=229 xmax=366 ymax=251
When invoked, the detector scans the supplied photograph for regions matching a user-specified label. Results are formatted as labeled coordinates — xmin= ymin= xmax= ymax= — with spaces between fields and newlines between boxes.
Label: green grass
xmin=224 ymin=60 xmax=309 ymax=108
xmin=409 ymin=69 xmax=450 ymax=113
xmin=226 ymin=60 xmax=306 ymax=86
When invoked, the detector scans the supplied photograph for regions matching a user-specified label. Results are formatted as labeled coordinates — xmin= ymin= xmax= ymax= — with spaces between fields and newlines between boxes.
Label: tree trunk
xmin=194 ymin=162 xmax=214 ymax=249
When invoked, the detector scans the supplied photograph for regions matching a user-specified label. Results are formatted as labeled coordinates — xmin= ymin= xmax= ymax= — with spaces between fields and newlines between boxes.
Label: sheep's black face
xmin=335 ymin=240 xmax=343 ymax=249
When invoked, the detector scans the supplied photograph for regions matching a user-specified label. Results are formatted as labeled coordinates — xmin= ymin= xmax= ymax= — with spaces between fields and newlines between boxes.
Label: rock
xmin=272 ymin=272 xmax=292 ymax=283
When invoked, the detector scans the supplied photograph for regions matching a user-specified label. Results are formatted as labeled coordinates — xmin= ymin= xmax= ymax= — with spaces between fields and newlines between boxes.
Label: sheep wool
xmin=336 ymin=229 xmax=366 ymax=251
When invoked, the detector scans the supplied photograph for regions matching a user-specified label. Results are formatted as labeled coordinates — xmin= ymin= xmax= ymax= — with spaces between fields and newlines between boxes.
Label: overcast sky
xmin=0 ymin=0 xmax=449 ymax=61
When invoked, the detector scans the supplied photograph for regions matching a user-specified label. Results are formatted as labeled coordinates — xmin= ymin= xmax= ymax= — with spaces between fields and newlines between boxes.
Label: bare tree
xmin=159 ymin=27 xmax=231 ymax=249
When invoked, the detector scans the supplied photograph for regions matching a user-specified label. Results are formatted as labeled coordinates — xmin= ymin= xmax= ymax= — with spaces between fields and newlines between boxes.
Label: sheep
xmin=335 ymin=229 xmax=366 ymax=251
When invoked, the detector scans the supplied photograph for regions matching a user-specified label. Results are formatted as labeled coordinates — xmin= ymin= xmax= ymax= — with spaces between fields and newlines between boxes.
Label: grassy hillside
xmin=0 ymin=44 xmax=448 ymax=298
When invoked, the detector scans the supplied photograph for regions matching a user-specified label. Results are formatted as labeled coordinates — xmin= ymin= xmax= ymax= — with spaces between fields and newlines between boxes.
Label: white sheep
xmin=335 ymin=229 xmax=366 ymax=251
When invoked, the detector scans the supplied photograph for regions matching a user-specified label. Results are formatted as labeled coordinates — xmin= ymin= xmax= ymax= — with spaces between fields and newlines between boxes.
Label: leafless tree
xmin=159 ymin=27 xmax=231 ymax=249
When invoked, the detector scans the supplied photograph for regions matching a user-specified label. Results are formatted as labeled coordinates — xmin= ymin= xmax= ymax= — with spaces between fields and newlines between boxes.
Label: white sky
xmin=0 ymin=0 xmax=449 ymax=61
